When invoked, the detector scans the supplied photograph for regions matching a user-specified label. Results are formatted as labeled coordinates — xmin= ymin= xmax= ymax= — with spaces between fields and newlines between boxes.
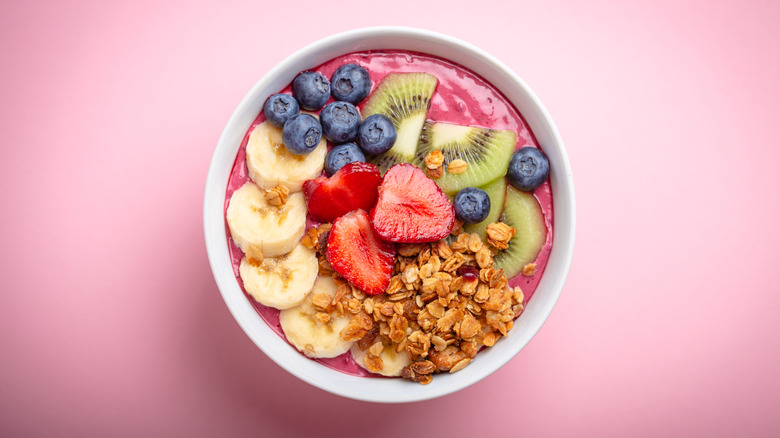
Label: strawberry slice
xmin=303 ymin=162 xmax=381 ymax=223
xmin=370 ymin=163 xmax=455 ymax=243
xmin=326 ymin=209 xmax=395 ymax=295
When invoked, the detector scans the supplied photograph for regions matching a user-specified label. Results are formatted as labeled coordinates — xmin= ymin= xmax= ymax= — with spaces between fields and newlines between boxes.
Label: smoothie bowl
xmin=204 ymin=27 xmax=575 ymax=402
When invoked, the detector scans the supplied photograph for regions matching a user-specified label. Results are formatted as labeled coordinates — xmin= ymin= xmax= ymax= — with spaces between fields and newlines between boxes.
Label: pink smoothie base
xmin=223 ymin=50 xmax=553 ymax=377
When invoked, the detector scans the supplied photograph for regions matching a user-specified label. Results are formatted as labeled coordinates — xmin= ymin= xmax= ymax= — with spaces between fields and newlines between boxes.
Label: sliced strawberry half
xmin=326 ymin=209 xmax=395 ymax=295
xmin=370 ymin=163 xmax=455 ymax=243
xmin=303 ymin=162 xmax=381 ymax=223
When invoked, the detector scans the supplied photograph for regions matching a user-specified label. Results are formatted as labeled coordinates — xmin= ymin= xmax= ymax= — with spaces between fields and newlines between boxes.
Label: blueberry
xmin=507 ymin=147 xmax=550 ymax=191
xmin=263 ymin=93 xmax=299 ymax=128
xmin=357 ymin=114 xmax=397 ymax=155
xmin=292 ymin=71 xmax=330 ymax=111
xmin=324 ymin=143 xmax=366 ymax=176
xmin=453 ymin=187 xmax=491 ymax=224
xmin=320 ymin=101 xmax=361 ymax=143
xmin=330 ymin=63 xmax=372 ymax=104
xmin=282 ymin=114 xmax=322 ymax=155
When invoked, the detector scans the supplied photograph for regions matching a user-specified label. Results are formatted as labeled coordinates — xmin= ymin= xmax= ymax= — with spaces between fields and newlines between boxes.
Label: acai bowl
xmin=204 ymin=27 xmax=575 ymax=403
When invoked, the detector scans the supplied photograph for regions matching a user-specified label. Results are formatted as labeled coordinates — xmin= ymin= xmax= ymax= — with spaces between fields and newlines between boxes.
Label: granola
xmin=310 ymin=224 xmax=526 ymax=384
xmin=424 ymin=150 xmax=445 ymax=179
xmin=485 ymin=222 xmax=516 ymax=250
xmin=424 ymin=150 xmax=445 ymax=169
xmin=264 ymin=185 xmax=289 ymax=206
xmin=446 ymin=159 xmax=468 ymax=175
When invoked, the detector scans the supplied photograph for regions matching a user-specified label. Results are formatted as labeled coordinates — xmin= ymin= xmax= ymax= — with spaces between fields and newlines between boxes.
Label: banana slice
xmin=246 ymin=121 xmax=327 ymax=193
xmin=279 ymin=276 xmax=354 ymax=358
xmin=351 ymin=337 xmax=411 ymax=377
xmin=227 ymin=181 xmax=306 ymax=259
xmin=239 ymin=242 xmax=318 ymax=309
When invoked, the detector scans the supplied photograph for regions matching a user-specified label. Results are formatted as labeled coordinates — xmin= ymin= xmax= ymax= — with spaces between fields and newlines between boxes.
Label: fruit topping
xmin=462 ymin=177 xmax=506 ymax=239
xmin=282 ymin=113 xmax=323 ymax=155
xmin=245 ymin=121 xmax=326 ymax=192
xmin=414 ymin=121 xmax=517 ymax=194
xmin=293 ymin=71 xmax=331 ymax=110
xmin=370 ymin=163 xmax=455 ymax=243
xmin=324 ymin=142 xmax=366 ymax=176
xmin=320 ymin=101 xmax=361 ymax=143
xmin=303 ymin=161 xmax=381 ymax=223
xmin=279 ymin=276 xmax=355 ymax=358
xmin=263 ymin=93 xmax=300 ymax=128
xmin=350 ymin=336 xmax=411 ymax=376
xmin=506 ymin=146 xmax=550 ymax=191
xmin=493 ymin=185 xmax=548 ymax=278
xmin=317 ymin=226 xmax=331 ymax=255
xmin=362 ymin=73 xmax=438 ymax=173
xmin=226 ymin=181 xmax=307 ymax=258
xmin=227 ymin=53 xmax=557 ymax=386
xmin=330 ymin=63 xmax=372 ymax=104
xmin=326 ymin=209 xmax=396 ymax=295
xmin=358 ymin=114 xmax=397 ymax=155
xmin=453 ymin=187 xmax=491 ymax=224
xmin=239 ymin=242 xmax=318 ymax=309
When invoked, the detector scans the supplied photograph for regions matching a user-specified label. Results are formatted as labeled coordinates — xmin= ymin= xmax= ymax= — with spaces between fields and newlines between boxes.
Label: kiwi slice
xmin=494 ymin=185 xmax=548 ymax=279
xmin=413 ymin=122 xmax=516 ymax=194
xmin=463 ymin=177 xmax=507 ymax=240
xmin=362 ymin=73 xmax=438 ymax=173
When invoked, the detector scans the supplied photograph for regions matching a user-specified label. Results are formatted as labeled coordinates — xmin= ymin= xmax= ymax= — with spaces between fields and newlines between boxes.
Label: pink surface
xmin=1 ymin=0 xmax=779 ymax=436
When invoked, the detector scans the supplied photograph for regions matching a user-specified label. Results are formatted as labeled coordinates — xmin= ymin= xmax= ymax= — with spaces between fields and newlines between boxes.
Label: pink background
xmin=2 ymin=0 xmax=779 ymax=436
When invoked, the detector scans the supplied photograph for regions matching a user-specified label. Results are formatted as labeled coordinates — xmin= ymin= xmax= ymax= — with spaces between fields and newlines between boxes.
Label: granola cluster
xmin=264 ymin=184 xmax=289 ymax=207
xmin=302 ymin=220 xmax=524 ymax=384
xmin=424 ymin=150 xmax=468 ymax=179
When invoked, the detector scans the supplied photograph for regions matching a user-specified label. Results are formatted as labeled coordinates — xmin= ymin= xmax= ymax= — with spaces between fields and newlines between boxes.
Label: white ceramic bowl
xmin=204 ymin=27 xmax=575 ymax=403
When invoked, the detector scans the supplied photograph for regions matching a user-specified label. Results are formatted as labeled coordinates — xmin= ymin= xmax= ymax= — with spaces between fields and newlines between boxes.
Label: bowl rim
xmin=204 ymin=26 xmax=576 ymax=403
